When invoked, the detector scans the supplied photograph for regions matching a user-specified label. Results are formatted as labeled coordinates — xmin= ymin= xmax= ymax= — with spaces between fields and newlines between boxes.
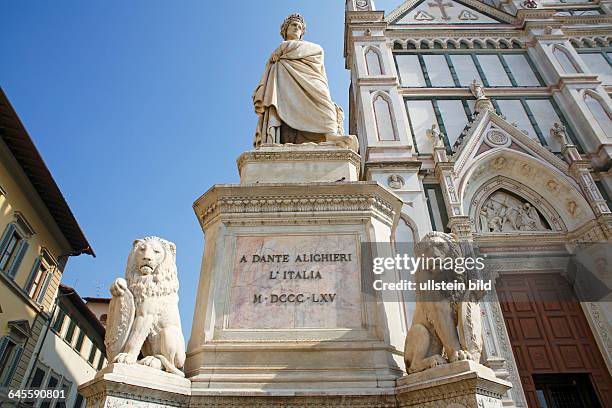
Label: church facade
xmin=345 ymin=0 xmax=612 ymax=406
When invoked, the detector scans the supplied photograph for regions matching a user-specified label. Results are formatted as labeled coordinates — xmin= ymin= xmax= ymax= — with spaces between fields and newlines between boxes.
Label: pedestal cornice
xmin=193 ymin=182 xmax=402 ymax=230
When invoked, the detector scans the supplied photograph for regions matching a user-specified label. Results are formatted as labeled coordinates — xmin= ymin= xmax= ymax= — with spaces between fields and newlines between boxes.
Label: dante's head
xmin=280 ymin=13 xmax=306 ymax=40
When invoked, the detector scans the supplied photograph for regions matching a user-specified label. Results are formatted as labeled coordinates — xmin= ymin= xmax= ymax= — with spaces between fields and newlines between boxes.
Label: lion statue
xmin=104 ymin=236 xmax=186 ymax=376
xmin=404 ymin=231 xmax=484 ymax=374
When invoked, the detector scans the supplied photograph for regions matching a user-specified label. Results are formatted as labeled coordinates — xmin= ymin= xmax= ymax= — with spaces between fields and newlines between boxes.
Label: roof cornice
xmin=0 ymin=88 xmax=94 ymax=257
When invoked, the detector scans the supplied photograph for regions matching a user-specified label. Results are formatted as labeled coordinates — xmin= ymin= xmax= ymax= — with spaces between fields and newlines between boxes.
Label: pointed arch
xmin=498 ymin=39 xmax=511 ymax=49
xmin=393 ymin=41 xmax=404 ymax=50
xmin=473 ymin=39 xmax=485 ymax=49
xmin=372 ymin=92 xmax=398 ymax=141
xmin=458 ymin=149 xmax=594 ymax=232
xmin=364 ymin=46 xmax=384 ymax=76
xmin=552 ymin=44 xmax=582 ymax=74
xmin=582 ymin=89 xmax=612 ymax=137
xmin=406 ymin=40 xmax=418 ymax=49
xmin=433 ymin=40 xmax=445 ymax=49
xmin=569 ymin=38 xmax=582 ymax=49
xmin=396 ymin=213 xmax=419 ymax=244
xmin=469 ymin=176 xmax=566 ymax=234
xmin=459 ymin=39 xmax=471 ymax=49
xmin=594 ymin=37 xmax=607 ymax=47
xmin=582 ymin=38 xmax=595 ymax=48
xmin=485 ymin=39 xmax=498 ymax=49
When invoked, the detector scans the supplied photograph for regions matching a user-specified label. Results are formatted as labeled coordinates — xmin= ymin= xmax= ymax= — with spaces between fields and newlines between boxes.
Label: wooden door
xmin=497 ymin=273 xmax=612 ymax=408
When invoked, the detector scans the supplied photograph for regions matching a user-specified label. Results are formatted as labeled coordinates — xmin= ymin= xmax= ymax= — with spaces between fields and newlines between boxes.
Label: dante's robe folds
xmin=253 ymin=40 xmax=338 ymax=147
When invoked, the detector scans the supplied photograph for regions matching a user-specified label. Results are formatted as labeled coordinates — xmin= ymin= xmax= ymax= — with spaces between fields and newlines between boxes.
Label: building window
xmin=405 ymin=100 xmax=438 ymax=154
xmin=578 ymin=51 xmax=612 ymax=85
xmin=394 ymin=51 xmax=543 ymax=88
xmin=404 ymin=96 xmax=577 ymax=154
xmin=26 ymin=253 xmax=54 ymax=304
xmin=52 ymin=309 xmax=67 ymax=333
xmin=0 ymin=224 xmax=29 ymax=278
xmin=88 ymin=345 xmax=97 ymax=364
xmin=395 ymin=54 xmax=426 ymax=86
xmin=449 ymin=54 xmax=483 ymax=86
xmin=74 ymin=330 xmax=85 ymax=353
xmin=423 ymin=54 xmax=454 ymax=86
xmin=25 ymin=364 xmax=48 ymax=406
xmin=0 ymin=336 xmax=23 ymax=387
xmin=29 ymin=366 xmax=46 ymax=388
xmin=97 ymin=355 xmax=105 ymax=371
xmin=424 ymin=185 xmax=450 ymax=232
xmin=39 ymin=373 xmax=59 ymax=408
xmin=64 ymin=319 xmax=77 ymax=344
xmin=55 ymin=378 xmax=72 ymax=408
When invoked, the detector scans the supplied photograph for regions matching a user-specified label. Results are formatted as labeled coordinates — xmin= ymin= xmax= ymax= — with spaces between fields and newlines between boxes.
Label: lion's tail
xmin=155 ymin=354 xmax=185 ymax=377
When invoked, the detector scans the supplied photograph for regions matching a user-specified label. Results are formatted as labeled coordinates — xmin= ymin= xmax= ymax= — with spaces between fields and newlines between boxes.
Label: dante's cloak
xmin=253 ymin=40 xmax=338 ymax=147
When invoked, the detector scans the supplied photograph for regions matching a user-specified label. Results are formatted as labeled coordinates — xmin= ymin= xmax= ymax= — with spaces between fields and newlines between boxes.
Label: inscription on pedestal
xmin=227 ymin=234 xmax=361 ymax=329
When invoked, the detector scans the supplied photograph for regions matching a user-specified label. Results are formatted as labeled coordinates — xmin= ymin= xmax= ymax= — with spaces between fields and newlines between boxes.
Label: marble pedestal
xmin=396 ymin=361 xmax=512 ymax=408
xmin=186 ymin=144 xmax=407 ymax=397
xmin=79 ymin=363 xmax=191 ymax=408
xmin=237 ymin=143 xmax=361 ymax=184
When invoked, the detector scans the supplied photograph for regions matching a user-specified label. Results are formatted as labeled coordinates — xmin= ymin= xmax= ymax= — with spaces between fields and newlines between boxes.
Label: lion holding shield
xmin=104 ymin=236 xmax=186 ymax=376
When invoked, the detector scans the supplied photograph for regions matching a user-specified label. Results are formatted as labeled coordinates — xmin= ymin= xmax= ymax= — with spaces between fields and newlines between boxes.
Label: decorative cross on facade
xmin=428 ymin=0 xmax=454 ymax=20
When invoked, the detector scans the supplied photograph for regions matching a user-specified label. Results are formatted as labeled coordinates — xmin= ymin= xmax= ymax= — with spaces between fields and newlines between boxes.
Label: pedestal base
xmin=79 ymin=363 xmax=191 ymax=407
xmin=80 ymin=361 xmax=511 ymax=407
xmin=396 ymin=360 xmax=512 ymax=408
xmin=237 ymin=144 xmax=361 ymax=184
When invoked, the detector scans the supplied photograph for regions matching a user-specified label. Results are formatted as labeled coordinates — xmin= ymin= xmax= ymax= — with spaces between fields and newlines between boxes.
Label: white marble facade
xmin=345 ymin=0 xmax=612 ymax=407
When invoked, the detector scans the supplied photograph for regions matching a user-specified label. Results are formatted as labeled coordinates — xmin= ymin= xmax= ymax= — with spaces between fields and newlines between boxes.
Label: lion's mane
xmin=415 ymin=231 xmax=466 ymax=303
xmin=125 ymin=236 xmax=179 ymax=304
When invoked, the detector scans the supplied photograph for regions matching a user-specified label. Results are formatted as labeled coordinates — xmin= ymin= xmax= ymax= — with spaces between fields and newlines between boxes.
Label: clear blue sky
xmin=0 ymin=0 xmax=398 ymax=338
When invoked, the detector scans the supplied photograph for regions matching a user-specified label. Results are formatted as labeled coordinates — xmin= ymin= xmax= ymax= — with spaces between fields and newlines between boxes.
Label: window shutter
xmin=7 ymin=240 xmax=29 ymax=278
xmin=25 ymin=257 xmax=42 ymax=295
xmin=36 ymin=271 xmax=53 ymax=304
xmin=0 ymin=337 xmax=9 ymax=362
xmin=1 ymin=344 xmax=23 ymax=387
xmin=0 ymin=224 xmax=16 ymax=255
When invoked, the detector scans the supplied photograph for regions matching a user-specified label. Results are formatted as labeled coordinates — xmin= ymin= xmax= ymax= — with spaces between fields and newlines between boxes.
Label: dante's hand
xmin=269 ymin=50 xmax=282 ymax=63
xmin=254 ymin=101 xmax=264 ymax=115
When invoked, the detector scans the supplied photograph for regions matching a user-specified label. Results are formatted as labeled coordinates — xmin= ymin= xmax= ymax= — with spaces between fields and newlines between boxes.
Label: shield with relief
xmin=104 ymin=278 xmax=135 ymax=362
xmin=458 ymin=301 xmax=483 ymax=362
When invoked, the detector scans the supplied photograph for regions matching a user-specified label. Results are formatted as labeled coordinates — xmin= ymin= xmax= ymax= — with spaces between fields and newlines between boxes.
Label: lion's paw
xmin=428 ymin=355 xmax=447 ymax=368
xmin=139 ymin=356 xmax=163 ymax=370
xmin=449 ymin=350 xmax=470 ymax=363
xmin=114 ymin=353 xmax=137 ymax=365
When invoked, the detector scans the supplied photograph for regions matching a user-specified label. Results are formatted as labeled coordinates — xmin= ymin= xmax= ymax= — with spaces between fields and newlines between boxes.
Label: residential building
xmin=19 ymin=284 xmax=106 ymax=408
xmin=0 ymin=88 xmax=94 ymax=404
